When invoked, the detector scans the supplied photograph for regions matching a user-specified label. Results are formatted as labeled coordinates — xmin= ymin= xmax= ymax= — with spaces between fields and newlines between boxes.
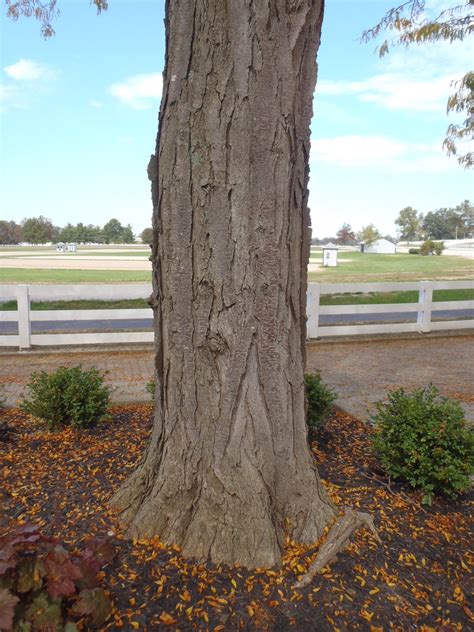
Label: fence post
xmin=417 ymin=281 xmax=433 ymax=333
xmin=307 ymin=283 xmax=320 ymax=339
xmin=17 ymin=284 xmax=31 ymax=350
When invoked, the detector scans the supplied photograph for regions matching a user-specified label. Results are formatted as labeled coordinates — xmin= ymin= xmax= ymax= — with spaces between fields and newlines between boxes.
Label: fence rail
xmin=0 ymin=280 xmax=472 ymax=350
xmin=307 ymin=280 xmax=473 ymax=338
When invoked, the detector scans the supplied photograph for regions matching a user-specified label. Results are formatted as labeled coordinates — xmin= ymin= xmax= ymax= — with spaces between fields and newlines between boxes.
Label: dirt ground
xmin=1 ymin=333 xmax=472 ymax=423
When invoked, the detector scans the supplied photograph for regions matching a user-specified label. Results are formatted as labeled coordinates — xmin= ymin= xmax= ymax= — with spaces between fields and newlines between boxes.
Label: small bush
xmin=20 ymin=366 xmax=110 ymax=430
xmin=433 ymin=241 xmax=444 ymax=256
xmin=408 ymin=248 xmax=420 ymax=255
xmin=420 ymin=239 xmax=444 ymax=256
xmin=304 ymin=372 xmax=338 ymax=431
xmin=371 ymin=385 xmax=474 ymax=504
xmin=0 ymin=523 xmax=113 ymax=631
xmin=146 ymin=379 xmax=156 ymax=400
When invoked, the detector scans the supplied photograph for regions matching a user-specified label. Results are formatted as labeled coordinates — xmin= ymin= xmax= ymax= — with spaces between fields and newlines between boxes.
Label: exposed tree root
xmin=294 ymin=507 xmax=381 ymax=589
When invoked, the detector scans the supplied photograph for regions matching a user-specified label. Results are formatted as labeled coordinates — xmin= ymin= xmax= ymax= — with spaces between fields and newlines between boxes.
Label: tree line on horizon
xmin=0 ymin=216 xmax=153 ymax=246
xmin=312 ymin=200 xmax=473 ymax=246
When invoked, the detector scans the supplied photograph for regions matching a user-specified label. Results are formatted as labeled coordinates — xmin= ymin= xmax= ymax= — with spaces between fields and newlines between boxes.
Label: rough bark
xmin=112 ymin=0 xmax=335 ymax=568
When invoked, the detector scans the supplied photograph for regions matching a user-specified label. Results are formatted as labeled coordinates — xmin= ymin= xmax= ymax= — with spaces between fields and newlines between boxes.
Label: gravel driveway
xmin=1 ymin=334 xmax=472 ymax=422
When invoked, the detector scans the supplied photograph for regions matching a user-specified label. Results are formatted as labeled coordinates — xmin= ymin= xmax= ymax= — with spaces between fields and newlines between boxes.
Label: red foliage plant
xmin=0 ymin=523 xmax=113 ymax=631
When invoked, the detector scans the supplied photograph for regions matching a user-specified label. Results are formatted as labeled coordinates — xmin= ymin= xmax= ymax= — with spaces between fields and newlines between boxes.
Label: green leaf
xmin=17 ymin=558 xmax=45 ymax=594
xmin=73 ymin=588 xmax=112 ymax=626
xmin=25 ymin=593 xmax=61 ymax=632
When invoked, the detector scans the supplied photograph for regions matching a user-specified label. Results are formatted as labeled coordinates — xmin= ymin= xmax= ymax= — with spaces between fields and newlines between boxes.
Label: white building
xmin=322 ymin=242 xmax=339 ymax=266
xmin=359 ymin=238 xmax=396 ymax=254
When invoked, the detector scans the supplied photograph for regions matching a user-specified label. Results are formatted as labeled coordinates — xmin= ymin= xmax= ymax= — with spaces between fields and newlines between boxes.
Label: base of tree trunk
xmin=111 ymin=415 xmax=336 ymax=568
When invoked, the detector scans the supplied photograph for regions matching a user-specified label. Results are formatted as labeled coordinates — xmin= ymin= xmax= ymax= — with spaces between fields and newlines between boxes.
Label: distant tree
xmin=102 ymin=218 xmax=125 ymax=244
xmin=88 ymin=224 xmax=104 ymax=243
xmin=21 ymin=215 xmax=54 ymax=244
xmin=121 ymin=224 xmax=135 ymax=243
xmin=358 ymin=224 xmax=381 ymax=248
xmin=362 ymin=0 xmax=474 ymax=168
xmin=455 ymin=199 xmax=474 ymax=237
xmin=141 ymin=227 xmax=153 ymax=244
xmin=383 ymin=234 xmax=397 ymax=244
xmin=423 ymin=200 xmax=473 ymax=239
xmin=395 ymin=206 xmax=424 ymax=240
xmin=336 ymin=223 xmax=356 ymax=245
xmin=0 ymin=220 xmax=22 ymax=244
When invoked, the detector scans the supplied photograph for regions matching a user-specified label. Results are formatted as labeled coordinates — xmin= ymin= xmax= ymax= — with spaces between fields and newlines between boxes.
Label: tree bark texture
xmin=112 ymin=0 xmax=334 ymax=568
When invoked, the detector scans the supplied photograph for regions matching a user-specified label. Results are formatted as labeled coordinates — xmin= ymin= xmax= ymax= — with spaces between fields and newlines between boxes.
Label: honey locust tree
xmin=7 ymin=0 xmax=336 ymax=568
xmin=362 ymin=0 xmax=474 ymax=168
xmin=111 ymin=0 xmax=337 ymax=568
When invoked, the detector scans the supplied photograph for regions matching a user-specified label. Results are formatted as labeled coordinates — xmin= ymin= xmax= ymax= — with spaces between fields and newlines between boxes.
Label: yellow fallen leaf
xmin=160 ymin=612 xmax=178 ymax=624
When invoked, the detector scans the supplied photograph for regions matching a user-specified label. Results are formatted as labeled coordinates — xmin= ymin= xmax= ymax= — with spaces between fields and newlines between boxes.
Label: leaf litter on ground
xmin=1 ymin=404 xmax=472 ymax=630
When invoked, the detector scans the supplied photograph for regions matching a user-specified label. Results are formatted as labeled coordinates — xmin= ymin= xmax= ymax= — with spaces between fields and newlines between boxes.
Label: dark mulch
xmin=1 ymin=405 xmax=472 ymax=630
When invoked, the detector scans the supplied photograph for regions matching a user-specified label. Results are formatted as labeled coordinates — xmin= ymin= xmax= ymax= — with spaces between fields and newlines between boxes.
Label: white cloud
xmin=109 ymin=73 xmax=162 ymax=109
xmin=318 ymin=33 xmax=473 ymax=114
xmin=318 ymin=74 xmax=454 ymax=112
xmin=89 ymin=99 xmax=104 ymax=109
xmin=4 ymin=59 xmax=57 ymax=82
xmin=1 ymin=59 xmax=58 ymax=111
xmin=311 ymin=134 xmax=457 ymax=173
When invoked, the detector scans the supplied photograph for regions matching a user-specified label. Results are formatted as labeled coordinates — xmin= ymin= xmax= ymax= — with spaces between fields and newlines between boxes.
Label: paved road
xmin=1 ymin=308 xmax=472 ymax=334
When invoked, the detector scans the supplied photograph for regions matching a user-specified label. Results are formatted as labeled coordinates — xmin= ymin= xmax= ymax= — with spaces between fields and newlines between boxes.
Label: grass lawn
xmin=320 ymin=288 xmax=474 ymax=306
xmin=1 ymin=405 xmax=471 ymax=630
xmin=309 ymin=252 xmax=474 ymax=282
xmin=0 ymin=298 xmax=150 ymax=311
xmin=1 ymin=290 xmax=471 ymax=311
xmin=0 ymin=268 xmax=151 ymax=284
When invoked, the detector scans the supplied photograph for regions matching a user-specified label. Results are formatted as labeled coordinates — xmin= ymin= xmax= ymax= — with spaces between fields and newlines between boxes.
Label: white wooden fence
xmin=0 ymin=280 xmax=472 ymax=350
xmin=307 ymin=280 xmax=473 ymax=338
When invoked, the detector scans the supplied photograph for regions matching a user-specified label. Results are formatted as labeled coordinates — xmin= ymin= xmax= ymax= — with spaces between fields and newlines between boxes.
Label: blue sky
xmin=1 ymin=0 xmax=472 ymax=239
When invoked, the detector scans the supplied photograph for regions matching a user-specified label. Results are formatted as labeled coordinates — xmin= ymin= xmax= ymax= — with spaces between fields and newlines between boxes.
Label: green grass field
xmin=320 ymin=288 xmax=473 ymax=306
xmin=0 ymin=269 xmax=151 ymax=284
xmin=1 ymin=289 xmax=471 ymax=311
xmin=308 ymin=251 xmax=474 ymax=282
xmin=0 ymin=298 xmax=149 ymax=311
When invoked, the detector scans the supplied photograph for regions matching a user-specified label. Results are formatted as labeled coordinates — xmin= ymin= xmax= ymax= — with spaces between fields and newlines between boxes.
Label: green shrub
xmin=433 ymin=241 xmax=444 ymax=256
xmin=419 ymin=239 xmax=443 ymax=256
xmin=0 ymin=523 xmax=113 ymax=631
xmin=20 ymin=366 xmax=110 ymax=430
xmin=146 ymin=379 xmax=156 ymax=400
xmin=371 ymin=385 xmax=474 ymax=504
xmin=408 ymin=248 xmax=420 ymax=255
xmin=304 ymin=372 xmax=338 ymax=431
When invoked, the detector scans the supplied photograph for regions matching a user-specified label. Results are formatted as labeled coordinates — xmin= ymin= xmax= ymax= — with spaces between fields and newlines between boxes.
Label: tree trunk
xmin=112 ymin=0 xmax=335 ymax=568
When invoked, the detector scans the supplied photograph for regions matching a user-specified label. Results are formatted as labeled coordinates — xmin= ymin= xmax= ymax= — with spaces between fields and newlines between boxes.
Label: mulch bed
xmin=1 ymin=405 xmax=472 ymax=630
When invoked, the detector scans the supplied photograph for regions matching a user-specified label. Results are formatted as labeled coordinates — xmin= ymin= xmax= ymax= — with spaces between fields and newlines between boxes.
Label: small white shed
xmin=322 ymin=242 xmax=339 ymax=267
xmin=67 ymin=242 xmax=77 ymax=253
xmin=359 ymin=238 xmax=396 ymax=254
